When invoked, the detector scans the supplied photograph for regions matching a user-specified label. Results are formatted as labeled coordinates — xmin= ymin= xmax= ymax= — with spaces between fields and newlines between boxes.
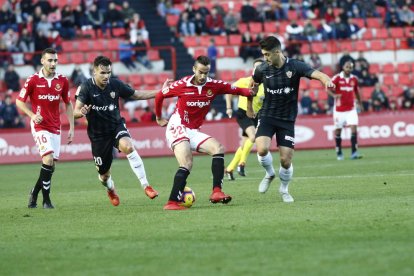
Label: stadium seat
xmin=219 ymin=70 xmax=233 ymax=82
xmin=384 ymin=39 xmax=396 ymax=50
xmin=355 ymin=41 xmax=368 ymax=52
xmin=398 ymin=74 xmax=412 ymax=86
xmin=94 ymin=40 xmax=106 ymax=51
xmin=264 ymin=22 xmax=277 ymax=33
xmin=382 ymin=74 xmax=396 ymax=86
xmin=382 ymin=63 xmax=395 ymax=74
xmin=193 ymin=47 xmax=207 ymax=58
xmin=311 ymin=42 xmax=325 ymax=54
xmin=234 ymin=69 xmax=248 ymax=80
xmin=390 ymin=27 xmax=405 ymax=39
xmin=370 ymin=40 xmax=383 ymax=51
xmin=321 ymin=66 xmax=334 ymax=76
xmin=397 ymin=63 xmax=412 ymax=74
xmin=338 ymin=41 xmax=353 ymax=52
xmin=223 ymin=47 xmax=237 ymax=57
xmin=199 ymin=35 xmax=212 ymax=47
xmin=62 ymin=41 xmax=76 ymax=52
xmin=214 ymin=36 xmax=228 ymax=46
xmin=287 ymin=10 xmax=300 ymax=20
xmin=58 ymin=53 xmax=70 ymax=64
xmin=249 ymin=22 xmax=263 ymax=34
xmin=353 ymin=18 xmax=365 ymax=28
xmin=301 ymin=43 xmax=310 ymax=54
xmin=112 ymin=28 xmax=126 ymax=37
xmin=147 ymin=50 xmax=160 ymax=61
xmin=228 ymin=34 xmax=242 ymax=45
xmin=117 ymin=75 xmax=129 ymax=83
xmin=107 ymin=39 xmax=120 ymax=51
xmin=70 ymin=52 xmax=86 ymax=64
xmin=157 ymin=72 xmax=173 ymax=83
xmin=277 ymin=21 xmax=289 ymax=33
xmin=366 ymin=18 xmax=382 ymax=28
xmin=362 ymin=29 xmax=373 ymax=40
xmin=183 ymin=36 xmax=198 ymax=48
xmin=399 ymin=38 xmax=409 ymax=49
xmin=309 ymin=80 xmax=323 ymax=89
xmin=142 ymin=73 xmax=158 ymax=86
xmin=238 ymin=23 xmax=248 ymax=33
xmin=299 ymin=80 xmax=309 ymax=90
xmin=129 ymin=74 xmax=143 ymax=87
xmin=375 ymin=28 xmax=389 ymax=39
xmin=370 ymin=64 xmax=380 ymax=74
xmin=77 ymin=40 xmax=91 ymax=52
xmin=325 ymin=42 xmax=336 ymax=53
xmin=361 ymin=86 xmax=374 ymax=100
xmin=166 ymin=15 xmax=179 ymax=27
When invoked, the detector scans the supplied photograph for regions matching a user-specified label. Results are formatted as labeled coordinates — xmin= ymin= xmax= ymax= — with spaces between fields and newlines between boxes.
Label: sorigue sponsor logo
xmin=38 ymin=94 xmax=60 ymax=101
xmin=186 ymin=100 xmax=211 ymax=108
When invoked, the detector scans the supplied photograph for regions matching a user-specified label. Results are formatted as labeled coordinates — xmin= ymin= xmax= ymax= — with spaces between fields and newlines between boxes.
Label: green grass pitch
xmin=1 ymin=145 xmax=413 ymax=275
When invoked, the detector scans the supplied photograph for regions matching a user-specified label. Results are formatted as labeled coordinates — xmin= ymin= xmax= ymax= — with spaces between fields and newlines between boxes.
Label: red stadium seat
xmin=369 ymin=63 xmax=381 ymax=74
xmin=77 ymin=40 xmax=91 ymax=52
xmin=117 ymin=75 xmax=129 ymax=83
xmin=361 ymin=86 xmax=374 ymax=100
xmin=321 ymin=66 xmax=334 ymax=76
xmin=299 ymin=80 xmax=309 ymax=90
xmin=366 ymin=18 xmax=382 ymax=28
xmin=301 ymin=43 xmax=310 ymax=54
xmin=338 ymin=41 xmax=353 ymax=52
xmin=157 ymin=72 xmax=173 ymax=83
xmin=355 ymin=41 xmax=368 ymax=52
xmin=62 ymin=41 xmax=76 ymax=52
xmin=353 ymin=18 xmax=365 ymax=28
xmin=223 ymin=47 xmax=237 ymax=57
xmin=375 ymin=28 xmax=389 ymax=39
xmin=183 ymin=36 xmax=198 ymax=47
xmin=398 ymin=74 xmax=412 ymax=86
xmin=58 ymin=53 xmax=70 ymax=64
xmin=382 ymin=63 xmax=395 ymax=74
xmin=228 ymin=34 xmax=242 ymax=45
xmin=166 ymin=15 xmax=179 ymax=27
xmin=309 ymin=80 xmax=323 ymax=89
xmin=94 ymin=40 xmax=106 ymax=51
xmin=311 ymin=42 xmax=325 ymax=54
xmin=219 ymin=70 xmax=234 ymax=82
xmin=277 ymin=21 xmax=289 ymax=33
xmin=112 ymin=28 xmax=126 ymax=37
xmin=193 ymin=47 xmax=207 ymax=58
xmin=397 ymin=63 xmax=411 ymax=74
xmin=214 ymin=36 xmax=228 ymax=46
xmin=370 ymin=40 xmax=383 ymax=51
xmin=382 ymin=75 xmax=396 ymax=86
xmin=234 ymin=69 xmax=248 ymax=80
xmin=129 ymin=74 xmax=143 ymax=87
xmin=287 ymin=10 xmax=300 ymax=20
xmin=384 ymin=39 xmax=396 ymax=50
xmin=107 ymin=39 xmax=120 ymax=51
xmin=199 ymin=35 xmax=212 ymax=47
xmin=238 ymin=23 xmax=248 ymax=33
xmin=249 ymin=22 xmax=263 ymax=34
xmin=390 ymin=27 xmax=405 ymax=38
xmin=362 ymin=29 xmax=373 ymax=40
xmin=147 ymin=50 xmax=160 ymax=60
xmin=70 ymin=52 xmax=86 ymax=64
xmin=142 ymin=73 xmax=158 ymax=86
xmin=264 ymin=22 xmax=277 ymax=33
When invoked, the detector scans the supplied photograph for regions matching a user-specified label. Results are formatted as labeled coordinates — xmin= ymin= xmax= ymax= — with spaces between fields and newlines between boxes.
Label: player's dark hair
xmin=93 ymin=56 xmax=112 ymax=68
xmin=194 ymin=55 xmax=210 ymax=66
xmin=41 ymin=48 xmax=57 ymax=57
xmin=259 ymin=36 xmax=282 ymax=51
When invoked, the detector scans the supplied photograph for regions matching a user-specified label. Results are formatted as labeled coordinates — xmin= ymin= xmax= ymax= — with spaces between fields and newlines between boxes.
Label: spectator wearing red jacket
xmin=205 ymin=8 xmax=225 ymax=35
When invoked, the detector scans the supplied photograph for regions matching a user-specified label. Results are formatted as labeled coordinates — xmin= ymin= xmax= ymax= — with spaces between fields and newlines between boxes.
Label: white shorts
xmin=333 ymin=109 xmax=359 ymax=129
xmin=31 ymin=123 xmax=61 ymax=160
xmin=166 ymin=112 xmax=211 ymax=151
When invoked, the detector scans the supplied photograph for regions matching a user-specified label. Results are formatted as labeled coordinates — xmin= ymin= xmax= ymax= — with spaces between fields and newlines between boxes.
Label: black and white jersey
xmin=253 ymin=57 xmax=315 ymax=121
xmin=77 ymin=77 xmax=135 ymax=138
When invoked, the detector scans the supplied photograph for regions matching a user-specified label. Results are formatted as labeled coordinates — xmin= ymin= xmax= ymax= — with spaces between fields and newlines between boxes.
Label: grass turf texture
xmin=0 ymin=145 xmax=413 ymax=275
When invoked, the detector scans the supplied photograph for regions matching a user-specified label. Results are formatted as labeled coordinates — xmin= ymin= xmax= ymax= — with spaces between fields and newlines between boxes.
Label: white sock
xmin=279 ymin=164 xmax=293 ymax=193
xmin=99 ymin=175 xmax=114 ymax=190
xmin=257 ymin=152 xmax=275 ymax=177
xmin=127 ymin=150 xmax=149 ymax=188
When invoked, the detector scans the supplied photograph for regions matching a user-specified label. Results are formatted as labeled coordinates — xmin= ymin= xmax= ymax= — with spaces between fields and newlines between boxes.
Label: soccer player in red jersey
xmin=16 ymin=48 xmax=74 ymax=209
xmin=154 ymin=55 xmax=256 ymax=210
xmin=329 ymin=61 xmax=363 ymax=160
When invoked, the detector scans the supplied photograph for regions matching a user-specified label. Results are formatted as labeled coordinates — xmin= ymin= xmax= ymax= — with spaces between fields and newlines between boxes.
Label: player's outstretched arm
xmin=65 ymin=102 xmax=75 ymax=144
xmin=310 ymin=70 xmax=335 ymax=90
xmin=131 ymin=79 xmax=173 ymax=100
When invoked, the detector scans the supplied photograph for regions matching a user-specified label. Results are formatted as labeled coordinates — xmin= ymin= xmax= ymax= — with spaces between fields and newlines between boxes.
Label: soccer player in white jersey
xmin=16 ymin=48 xmax=74 ymax=209
xmin=329 ymin=61 xmax=363 ymax=160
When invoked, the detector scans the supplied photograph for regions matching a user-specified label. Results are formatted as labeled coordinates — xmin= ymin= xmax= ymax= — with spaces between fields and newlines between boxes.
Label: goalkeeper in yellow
xmin=225 ymin=58 xmax=264 ymax=180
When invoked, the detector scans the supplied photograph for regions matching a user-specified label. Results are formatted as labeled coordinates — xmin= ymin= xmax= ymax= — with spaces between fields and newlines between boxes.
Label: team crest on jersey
xmin=286 ymin=71 xmax=292 ymax=78
xmin=206 ymin=89 xmax=213 ymax=97
xmin=55 ymin=84 xmax=62 ymax=91
xmin=110 ymin=91 xmax=116 ymax=98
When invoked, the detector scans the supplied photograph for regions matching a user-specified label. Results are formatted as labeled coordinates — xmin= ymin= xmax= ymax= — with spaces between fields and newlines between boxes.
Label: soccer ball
xmin=180 ymin=186 xmax=196 ymax=208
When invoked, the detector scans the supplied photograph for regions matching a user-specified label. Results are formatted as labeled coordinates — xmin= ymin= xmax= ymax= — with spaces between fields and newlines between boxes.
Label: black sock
xmin=335 ymin=135 xmax=342 ymax=155
xmin=351 ymin=133 xmax=357 ymax=154
xmin=212 ymin=154 xmax=224 ymax=189
xmin=40 ymin=164 xmax=54 ymax=202
xmin=169 ymin=167 xmax=190 ymax=202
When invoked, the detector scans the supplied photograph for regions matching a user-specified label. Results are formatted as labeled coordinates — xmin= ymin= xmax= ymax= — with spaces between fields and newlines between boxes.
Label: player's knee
xmin=42 ymin=154 xmax=54 ymax=166
xmin=212 ymin=143 xmax=225 ymax=155
xmin=122 ymin=144 xmax=135 ymax=154
xmin=100 ymin=174 xmax=110 ymax=182
xmin=280 ymin=158 xmax=291 ymax=169
xmin=256 ymin=147 xmax=268 ymax=156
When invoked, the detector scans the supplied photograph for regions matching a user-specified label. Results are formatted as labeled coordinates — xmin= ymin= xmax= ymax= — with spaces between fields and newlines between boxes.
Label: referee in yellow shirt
xmin=225 ymin=58 xmax=264 ymax=180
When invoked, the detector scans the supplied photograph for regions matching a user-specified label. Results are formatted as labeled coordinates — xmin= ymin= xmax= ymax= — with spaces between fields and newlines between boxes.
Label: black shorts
xmin=256 ymin=116 xmax=295 ymax=149
xmin=90 ymin=123 xmax=131 ymax=175
xmin=236 ymin=109 xmax=258 ymax=137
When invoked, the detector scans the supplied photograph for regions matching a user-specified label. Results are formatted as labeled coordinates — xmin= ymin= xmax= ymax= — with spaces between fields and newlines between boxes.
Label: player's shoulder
xmin=25 ymin=72 xmax=40 ymax=83
xmin=56 ymin=72 xmax=69 ymax=82
xmin=332 ymin=73 xmax=342 ymax=81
